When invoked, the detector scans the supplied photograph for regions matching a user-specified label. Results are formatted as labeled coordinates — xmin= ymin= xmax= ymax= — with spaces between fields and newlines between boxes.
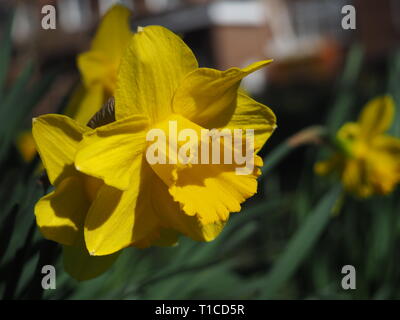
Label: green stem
xmin=262 ymin=126 xmax=326 ymax=175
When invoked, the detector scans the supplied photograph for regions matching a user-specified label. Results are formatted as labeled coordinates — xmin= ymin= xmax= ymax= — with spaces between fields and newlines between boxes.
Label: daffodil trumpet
xmin=146 ymin=119 xmax=255 ymax=175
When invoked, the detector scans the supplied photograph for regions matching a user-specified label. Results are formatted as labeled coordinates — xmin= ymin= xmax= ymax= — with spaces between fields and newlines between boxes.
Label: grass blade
xmin=326 ymin=44 xmax=364 ymax=133
xmin=0 ymin=10 xmax=13 ymax=98
xmin=257 ymin=185 xmax=341 ymax=299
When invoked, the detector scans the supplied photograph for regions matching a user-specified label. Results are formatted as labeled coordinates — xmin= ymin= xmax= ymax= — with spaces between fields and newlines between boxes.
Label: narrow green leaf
xmin=0 ymin=61 xmax=33 ymax=157
xmin=3 ymin=66 xmax=58 ymax=136
xmin=63 ymin=238 xmax=120 ymax=282
xmin=262 ymin=142 xmax=291 ymax=175
xmin=327 ymin=44 xmax=364 ymax=133
xmin=257 ymin=185 xmax=341 ymax=299
xmin=0 ymin=61 xmax=33 ymax=117
xmin=387 ymin=50 xmax=400 ymax=137
xmin=262 ymin=126 xmax=326 ymax=176
xmin=0 ymin=10 xmax=14 ymax=97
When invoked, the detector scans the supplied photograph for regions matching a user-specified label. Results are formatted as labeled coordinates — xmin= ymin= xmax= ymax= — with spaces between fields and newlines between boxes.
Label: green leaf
xmin=387 ymin=50 xmax=400 ymax=137
xmin=0 ymin=10 xmax=14 ymax=98
xmin=63 ymin=238 xmax=120 ymax=282
xmin=0 ymin=61 xmax=33 ymax=160
xmin=326 ymin=44 xmax=364 ymax=133
xmin=262 ymin=141 xmax=291 ymax=175
xmin=257 ymin=185 xmax=341 ymax=299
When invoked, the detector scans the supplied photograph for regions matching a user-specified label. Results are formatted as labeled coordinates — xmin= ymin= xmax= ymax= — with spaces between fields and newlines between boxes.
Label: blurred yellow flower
xmin=315 ymin=96 xmax=400 ymax=197
xmin=18 ymin=5 xmax=132 ymax=164
xmin=33 ymin=25 xmax=276 ymax=257
xmin=16 ymin=130 xmax=37 ymax=162
xmin=64 ymin=4 xmax=133 ymax=125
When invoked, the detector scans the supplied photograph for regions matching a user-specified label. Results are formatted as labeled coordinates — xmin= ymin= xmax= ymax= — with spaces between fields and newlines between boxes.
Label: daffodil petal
xmin=337 ymin=122 xmax=360 ymax=140
xmin=370 ymin=135 xmax=400 ymax=194
xmin=369 ymin=153 xmax=399 ymax=194
xmin=358 ymin=95 xmax=395 ymax=138
xmin=115 ymin=25 xmax=198 ymax=122
xmin=84 ymin=185 xmax=139 ymax=256
xmin=341 ymin=159 xmax=362 ymax=194
xmin=32 ymin=114 xmax=87 ymax=186
xmin=372 ymin=134 xmax=400 ymax=155
xmin=78 ymin=51 xmax=116 ymax=92
xmin=75 ymin=115 xmax=149 ymax=190
xmin=342 ymin=158 xmax=376 ymax=197
xmin=90 ymin=4 xmax=133 ymax=62
xmin=224 ymin=91 xmax=277 ymax=152
xmin=172 ymin=60 xmax=272 ymax=129
xmin=72 ymin=5 xmax=132 ymax=126
xmin=63 ymin=83 xmax=86 ymax=120
xmin=35 ymin=176 xmax=90 ymax=246
xmin=72 ymin=84 xmax=105 ymax=126
xmin=149 ymin=166 xmax=226 ymax=241
xmin=314 ymin=154 xmax=343 ymax=176
xmin=84 ymin=162 xmax=161 ymax=256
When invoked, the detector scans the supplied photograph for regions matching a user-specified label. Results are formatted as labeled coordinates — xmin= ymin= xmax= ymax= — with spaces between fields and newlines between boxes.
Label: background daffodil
xmin=72 ymin=26 xmax=277 ymax=256
xmin=64 ymin=4 xmax=132 ymax=125
xmin=16 ymin=5 xmax=132 ymax=163
xmin=315 ymin=96 xmax=400 ymax=197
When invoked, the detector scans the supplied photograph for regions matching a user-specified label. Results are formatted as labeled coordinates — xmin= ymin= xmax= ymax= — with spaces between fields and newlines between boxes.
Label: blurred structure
xmin=130 ymin=0 xmax=351 ymax=90
xmin=0 ymin=0 xmax=399 ymax=95
xmin=354 ymin=0 xmax=400 ymax=58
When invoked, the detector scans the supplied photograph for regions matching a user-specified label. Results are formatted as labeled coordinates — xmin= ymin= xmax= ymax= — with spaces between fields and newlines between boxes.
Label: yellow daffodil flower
xmin=315 ymin=96 xmax=400 ymax=197
xmin=33 ymin=26 xmax=276 ymax=260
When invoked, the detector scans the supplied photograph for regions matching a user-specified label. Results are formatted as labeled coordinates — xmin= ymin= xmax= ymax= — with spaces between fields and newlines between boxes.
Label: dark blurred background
xmin=2 ymin=0 xmax=399 ymax=98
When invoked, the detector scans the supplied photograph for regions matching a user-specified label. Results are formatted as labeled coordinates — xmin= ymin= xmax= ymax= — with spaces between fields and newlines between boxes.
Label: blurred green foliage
xmin=1 ymin=12 xmax=400 ymax=300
